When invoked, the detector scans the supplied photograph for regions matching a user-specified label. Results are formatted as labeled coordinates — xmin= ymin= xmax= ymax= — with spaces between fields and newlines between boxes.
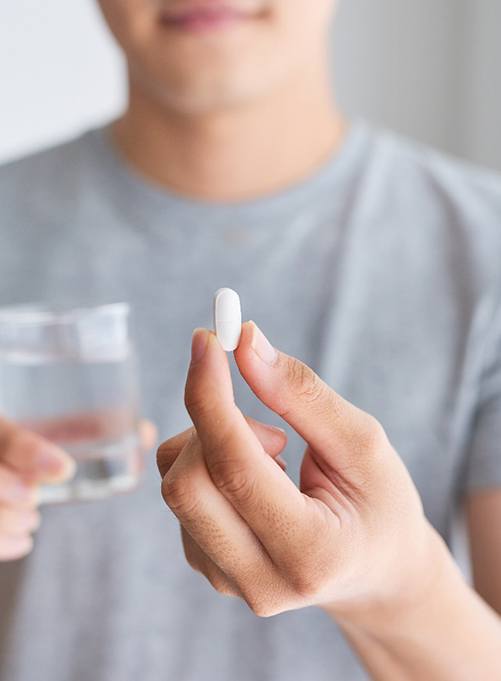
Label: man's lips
xmin=159 ymin=4 xmax=257 ymax=31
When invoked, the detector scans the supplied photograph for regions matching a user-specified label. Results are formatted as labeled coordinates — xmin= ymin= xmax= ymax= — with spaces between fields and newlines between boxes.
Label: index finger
xmin=184 ymin=329 xmax=317 ymax=564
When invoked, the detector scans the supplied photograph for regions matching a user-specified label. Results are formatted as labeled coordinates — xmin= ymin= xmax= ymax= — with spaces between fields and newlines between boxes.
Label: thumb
xmin=234 ymin=321 xmax=388 ymax=473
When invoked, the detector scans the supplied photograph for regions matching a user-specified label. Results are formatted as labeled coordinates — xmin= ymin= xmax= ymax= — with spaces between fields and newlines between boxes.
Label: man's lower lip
xmin=160 ymin=10 xmax=250 ymax=32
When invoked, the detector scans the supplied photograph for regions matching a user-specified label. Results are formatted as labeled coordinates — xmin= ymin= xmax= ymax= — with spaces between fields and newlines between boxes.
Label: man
xmin=0 ymin=1 xmax=500 ymax=679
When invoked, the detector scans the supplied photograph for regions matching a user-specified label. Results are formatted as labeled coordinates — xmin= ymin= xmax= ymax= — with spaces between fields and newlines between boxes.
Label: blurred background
xmin=1 ymin=0 xmax=501 ymax=172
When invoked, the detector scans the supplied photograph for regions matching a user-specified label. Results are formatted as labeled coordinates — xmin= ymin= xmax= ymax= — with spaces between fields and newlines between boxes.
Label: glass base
xmin=38 ymin=434 xmax=141 ymax=504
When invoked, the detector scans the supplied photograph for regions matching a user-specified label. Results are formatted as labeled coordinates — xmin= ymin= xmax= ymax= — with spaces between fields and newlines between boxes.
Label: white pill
xmin=213 ymin=288 xmax=242 ymax=352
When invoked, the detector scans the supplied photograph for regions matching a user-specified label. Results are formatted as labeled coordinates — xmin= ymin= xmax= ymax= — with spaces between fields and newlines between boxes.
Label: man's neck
xmin=112 ymin=61 xmax=346 ymax=202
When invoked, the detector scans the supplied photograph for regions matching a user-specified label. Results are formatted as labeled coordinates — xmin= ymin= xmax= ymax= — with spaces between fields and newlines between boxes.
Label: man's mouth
xmin=158 ymin=2 xmax=263 ymax=32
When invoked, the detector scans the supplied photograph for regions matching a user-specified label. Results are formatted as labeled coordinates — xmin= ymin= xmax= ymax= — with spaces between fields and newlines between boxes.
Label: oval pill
xmin=213 ymin=288 xmax=242 ymax=352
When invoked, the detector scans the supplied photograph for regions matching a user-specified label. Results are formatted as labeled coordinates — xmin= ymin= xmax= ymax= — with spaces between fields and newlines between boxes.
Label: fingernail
xmin=191 ymin=328 xmax=209 ymax=365
xmin=250 ymin=322 xmax=278 ymax=366
xmin=39 ymin=446 xmax=76 ymax=480
xmin=264 ymin=424 xmax=286 ymax=436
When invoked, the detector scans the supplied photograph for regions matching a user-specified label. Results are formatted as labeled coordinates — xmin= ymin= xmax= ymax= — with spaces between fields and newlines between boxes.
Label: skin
xmin=0 ymin=417 xmax=156 ymax=561
xmin=158 ymin=324 xmax=501 ymax=679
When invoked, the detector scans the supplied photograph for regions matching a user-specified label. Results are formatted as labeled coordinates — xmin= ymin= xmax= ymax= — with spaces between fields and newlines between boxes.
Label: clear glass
xmin=0 ymin=303 xmax=141 ymax=504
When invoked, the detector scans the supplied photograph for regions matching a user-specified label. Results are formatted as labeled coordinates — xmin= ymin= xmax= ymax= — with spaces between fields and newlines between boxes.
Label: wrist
xmin=324 ymin=526 xmax=501 ymax=681
xmin=323 ymin=523 xmax=463 ymax=636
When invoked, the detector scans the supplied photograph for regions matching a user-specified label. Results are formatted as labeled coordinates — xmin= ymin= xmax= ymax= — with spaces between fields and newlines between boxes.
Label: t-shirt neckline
xmin=84 ymin=116 xmax=370 ymax=227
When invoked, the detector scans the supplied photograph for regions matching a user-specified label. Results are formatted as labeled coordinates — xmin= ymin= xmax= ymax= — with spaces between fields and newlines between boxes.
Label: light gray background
xmin=1 ymin=0 xmax=501 ymax=171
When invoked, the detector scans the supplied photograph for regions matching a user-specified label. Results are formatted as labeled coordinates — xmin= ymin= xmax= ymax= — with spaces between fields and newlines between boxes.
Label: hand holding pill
xmin=157 ymin=299 xmax=446 ymax=626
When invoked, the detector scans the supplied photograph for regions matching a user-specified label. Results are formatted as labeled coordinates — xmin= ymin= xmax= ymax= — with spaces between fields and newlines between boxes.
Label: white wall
xmin=1 ymin=0 xmax=501 ymax=172
xmin=459 ymin=1 xmax=501 ymax=169
xmin=333 ymin=0 xmax=501 ymax=171
xmin=0 ymin=1 xmax=125 ymax=162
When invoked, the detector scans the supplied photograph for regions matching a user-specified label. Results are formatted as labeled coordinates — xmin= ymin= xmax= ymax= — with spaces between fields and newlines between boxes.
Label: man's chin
xmin=136 ymin=62 xmax=271 ymax=115
xmin=154 ymin=81 xmax=262 ymax=116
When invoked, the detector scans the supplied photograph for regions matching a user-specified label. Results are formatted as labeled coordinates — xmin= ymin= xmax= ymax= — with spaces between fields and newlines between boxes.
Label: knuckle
xmin=208 ymin=458 xmax=255 ymax=503
xmin=287 ymin=358 xmax=325 ymax=405
xmin=358 ymin=416 xmax=388 ymax=455
xmin=161 ymin=472 xmax=197 ymax=515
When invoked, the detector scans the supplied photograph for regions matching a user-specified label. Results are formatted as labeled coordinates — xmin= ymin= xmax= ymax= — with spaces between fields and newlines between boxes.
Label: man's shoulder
xmin=0 ymin=129 xmax=97 ymax=201
xmin=357 ymin=123 xmax=501 ymax=307
xmin=370 ymin=126 xmax=501 ymax=225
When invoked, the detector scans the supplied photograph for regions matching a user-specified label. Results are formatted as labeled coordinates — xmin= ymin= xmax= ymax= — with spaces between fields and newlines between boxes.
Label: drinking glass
xmin=0 ymin=303 xmax=142 ymax=504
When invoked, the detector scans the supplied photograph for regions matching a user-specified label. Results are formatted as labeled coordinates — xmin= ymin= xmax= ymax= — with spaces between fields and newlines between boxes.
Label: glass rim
xmin=0 ymin=302 xmax=130 ymax=326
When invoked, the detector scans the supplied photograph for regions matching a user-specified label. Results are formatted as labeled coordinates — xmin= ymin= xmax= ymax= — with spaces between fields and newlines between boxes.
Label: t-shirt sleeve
xmin=462 ymin=298 xmax=501 ymax=493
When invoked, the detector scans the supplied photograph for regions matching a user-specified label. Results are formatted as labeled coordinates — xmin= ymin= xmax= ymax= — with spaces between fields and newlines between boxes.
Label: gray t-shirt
xmin=0 ymin=120 xmax=500 ymax=681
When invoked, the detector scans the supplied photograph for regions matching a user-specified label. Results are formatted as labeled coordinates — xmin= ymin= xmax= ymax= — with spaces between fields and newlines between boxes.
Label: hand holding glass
xmin=0 ymin=303 xmax=142 ymax=504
